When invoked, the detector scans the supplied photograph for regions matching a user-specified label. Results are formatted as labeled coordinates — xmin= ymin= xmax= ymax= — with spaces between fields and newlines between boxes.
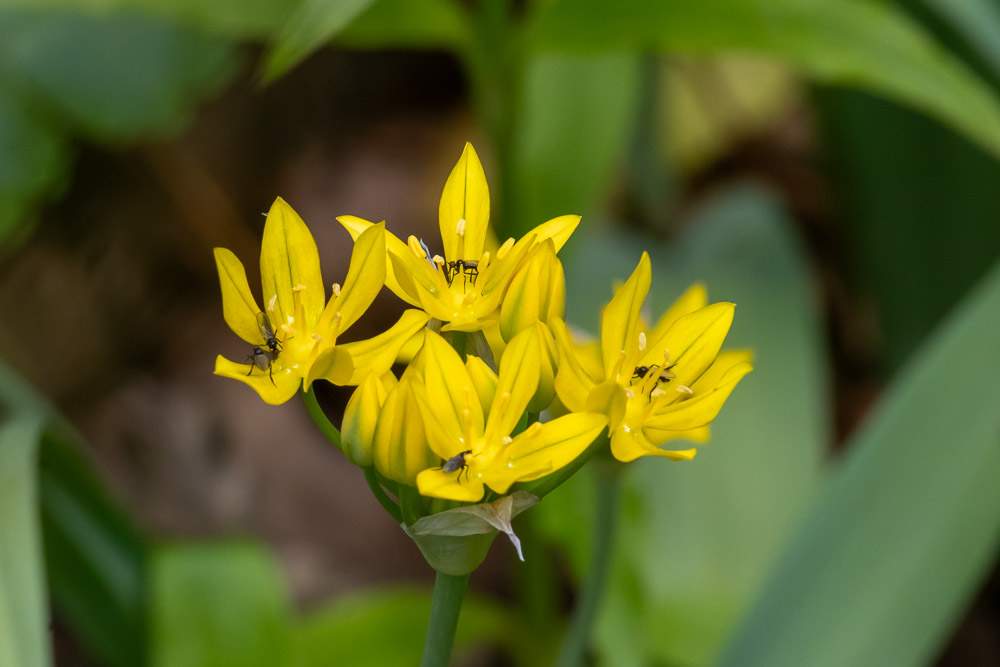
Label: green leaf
xmin=291 ymin=587 xmax=513 ymax=667
xmin=717 ymin=253 xmax=1000 ymax=665
xmin=527 ymin=0 xmax=1000 ymax=160
xmin=0 ymin=90 xmax=68 ymax=249
xmin=150 ymin=542 xmax=292 ymax=667
xmin=0 ymin=360 xmax=148 ymax=667
xmin=0 ymin=8 xmax=238 ymax=142
xmin=39 ymin=426 xmax=148 ymax=667
xmin=336 ymin=0 xmax=468 ymax=49
xmin=0 ymin=415 xmax=50 ymax=667
xmin=502 ymin=53 xmax=642 ymax=239
xmin=263 ymin=0 xmax=375 ymax=81
xmin=543 ymin=186 xmax=829 ymax=664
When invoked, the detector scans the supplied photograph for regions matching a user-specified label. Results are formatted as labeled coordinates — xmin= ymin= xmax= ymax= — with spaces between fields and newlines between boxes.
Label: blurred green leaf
xmin=39 ymin=426 xmax=147 ymax=667
xmin=0 ymin=415 xmax=51 ymax=667
xmin=923 ymin=0 xmax=1000 ymax=79
xmin=718 ymin=255 xmax=1000 ymax=665
xmin=527 ymin=0 xmax=1000 ymax=160
xmin=0 ymin=360 xmax=148 ymax=667
xmin=502 ymin=53 xmax=642 ymax=239
xmin=0 ymin=8 xmax=238 ymax=142
xmin=292 ymin=587 xmax=513 ymax=667
xmin=0 ymin=0 xmax=286 ymax=38
xmin=151 ymin=542 xmax=292 ymax=667
xmin=263 ymin=0 xmax=374 ymax=81
xmin=543 ymin=186 xmax=829 ymax=665
xmin=337 ymin=0 xmax=468 ymax=49
xmin=0 ymin=91 xmax=68 ymax=248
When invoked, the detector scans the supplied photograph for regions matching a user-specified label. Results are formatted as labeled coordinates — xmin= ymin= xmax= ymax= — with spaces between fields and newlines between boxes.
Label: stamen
xmin=311 ymin=333 xmax=323 ymax=343
xmin=677 ymin=385 xmax=693 ymax=394
xmin=407 ymin=235 xmax=426 ymax=258
xmin=611 ymin=349 xmax=628 ymax=382
xmin=650 ymin=387 xmax=666 ymax=398
xmin=638 ymin=332 xmax=646 ymax=351
xmin=432 ymin=255 xmax=445 ymax=266
xmin=292 ymin=284 xmax=307 ymax=292
xmin=496 ymin=238 xmax=515 ymax=259
xmin=456 ymin=218 xmax=467 ymax=236
xmin=525 ymin=422 xmax=543 ymax=438
xmin=502 ymin=436 xmax=513 ymax=445
xmin=625 ymin=389 xmax=635 ymax=399
xmin=331 ymin=283 xmax=341 ymax=297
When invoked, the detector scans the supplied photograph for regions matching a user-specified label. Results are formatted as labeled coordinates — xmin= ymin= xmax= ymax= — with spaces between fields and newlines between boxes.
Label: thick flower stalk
xmin=553 ymin=252 xmax=753 ymax=462
xmin=214 ymin=197 xmax=429 ymax=404
xmin=337 ymin=143 xmax=579 ymax=332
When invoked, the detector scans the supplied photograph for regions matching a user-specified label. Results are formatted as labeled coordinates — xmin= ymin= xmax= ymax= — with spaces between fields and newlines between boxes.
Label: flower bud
xmin=340 ymin=371 xmax=396 ymax=467
xmin=500 ymin=239 xmax=565 ymax=343
xmin=373 ymin=377 xmax=439 ymax=485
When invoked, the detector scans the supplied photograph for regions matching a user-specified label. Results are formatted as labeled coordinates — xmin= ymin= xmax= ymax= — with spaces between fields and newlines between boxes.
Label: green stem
xmin=555 ymin=463 xmax=622 ymax=667
xmin=301 ymin=387 xmax=341 ymax=448
xmin=420 ymin=572 xmax=470 ymax=667
xmin=363 ymin=468 xmax=402 ymax=523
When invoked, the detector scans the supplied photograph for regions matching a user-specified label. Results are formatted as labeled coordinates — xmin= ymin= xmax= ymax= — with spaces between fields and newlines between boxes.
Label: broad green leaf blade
xmin=337 ymin=0 xmax=469 ymax=49
xmin=503 ymin=53 xmax=642 ymax=239
xmin=543 ymin=186 xmax=828 ymax=664
xmin=0 ymin=415 xmax=50 ymax=667
xmin=527 ymin=0 xmax=1000 ymax=160
xmin=150 ymin=542 xmax=291 ymax=667
xmin=263 ymin=0 xmax=375 ymax=81
xmin=0 ymin=360 xmax=148 ymax=667
xmin=0 ymin=8 xmax=238 ymax=142
xmin=39 ymin=426 xmax=147 ymax=667
xmin=924 ymin=0 xmax=1000 ymax=79
xmin=291 ymin=587 xmax=513 ymax=667
xmin=718 ymin=257 xmax=1000 ymax=666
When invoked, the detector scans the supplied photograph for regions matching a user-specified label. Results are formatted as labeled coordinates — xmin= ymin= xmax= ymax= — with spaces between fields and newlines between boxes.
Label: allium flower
xmin=413 ymin=326 xmax=607 ymax=502
xmin=553 ymin=252 xmax=752 ymax=461
xmin=338 ymin=143 xmax=579 ymax=332
xmin=214 ymin=198 xmax=429 ymax=404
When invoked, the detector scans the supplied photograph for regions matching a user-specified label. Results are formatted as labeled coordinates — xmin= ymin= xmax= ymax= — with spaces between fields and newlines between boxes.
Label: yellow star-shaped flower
xmin=553 ymin=252 xmax=753 ymax=461
xmin=338 ymin=143 xmax=579 ymax=332
xmin=214 ymin=198 xmax=429 ymax=404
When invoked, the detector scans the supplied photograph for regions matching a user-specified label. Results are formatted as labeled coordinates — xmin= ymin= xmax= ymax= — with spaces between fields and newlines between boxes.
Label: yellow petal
xmin=373 ymin=379 xmax=438 ymax=485
xmin=486 ymin=413 xmax=607 ymax=493
xmin=417 ymin=467 xmax=485 ymax=502
xmin=643 ymin=424 xmax=711 ymax=447
xmin=610 ymin=424 xmax=697 ymax=463
xmin=214 ymin=248 xmax=263 ymax=345
xmin=645 ymin=283 xmax=708 ymax=350
xmin=551 ymin=318 xmax=598 ymax=413
xmin=500 ymin=240 xmax=565 ymax=343
xmin=646 ymin=357 xmax=752 ymax=431
xmin=332 ymin=309 xmax=431 ymax=385
xmin=411 ymin=383 xmax=465 ymax=461
xmin=420 ymin=330 xmax=485 ymax=449
xmin=214 ymin=355 xmax=301 ymax=405
xmin=439 ymin=142 xmax=490 ymax=263
xmin=485 ymin=325 xmax=541 ymax=443
xmin=338 ymin=215 xmax=418 ymax=305
xmin=260 ymin=198 xmax=325 ymax=328
xmin=601 ymin=252 xmax=651 ymax=379
xmin=585 ymin=378 xmax=628 ymax=432
xmin=305 ymin=346 xmax=354 ymax=388
xmin=319 ymin=223 xmax=386 ymax=334
xmin=528 ymin=323 xmax=559 ymax=414
xmin=645 ymin=302 xmax=736 ymax=391
xmin=466 ymin=355 xmax=499 ymax=416
xmin=504 ymin=214 xmax=581 ymax=261
xmin=341 ymin=371 xmax=396 ymax=467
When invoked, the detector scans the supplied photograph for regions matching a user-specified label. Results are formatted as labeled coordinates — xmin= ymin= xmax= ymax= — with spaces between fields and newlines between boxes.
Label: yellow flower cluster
xmin=214 ymin=143 xmax=751 ymax=511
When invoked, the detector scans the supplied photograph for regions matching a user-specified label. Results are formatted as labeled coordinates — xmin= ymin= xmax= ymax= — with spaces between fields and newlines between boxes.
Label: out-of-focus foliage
xmin=542 ymin=186 xmax=829 ymax=665
xmin=0 ymin=6 xmax=237 ymax=248
xmin=719 ymin=254 xmax=1000 ymax=667
xmin=0 ymin=415 xmax=49 ymax=667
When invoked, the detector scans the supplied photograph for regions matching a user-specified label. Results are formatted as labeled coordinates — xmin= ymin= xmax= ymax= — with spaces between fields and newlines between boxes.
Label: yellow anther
xmin=638 ymin=332 xmax=646 ymax=351
xmin=432 ymin=255 xmax=445 ymax=266
xmin=496 ymin=237 xmax=515 ymax=259
xmin=625 ymin=389 xmax=635 ymax=399
xmin=292 ymin=284 xmax=307 ymax=292
xmin=456 ymin=218 xmax=467 ymax=236
xmin=331 ymin=282 xmax=341 ymax=297
xmin=677 ymin=385 xmax=693 ymax=394
xmin=650 ymin=387 xmax=666 ymax=398
xmin=311 ymin=333 xmax=323 ymax=343
xmin=502 ymin=436 xmax=513 ymax=445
